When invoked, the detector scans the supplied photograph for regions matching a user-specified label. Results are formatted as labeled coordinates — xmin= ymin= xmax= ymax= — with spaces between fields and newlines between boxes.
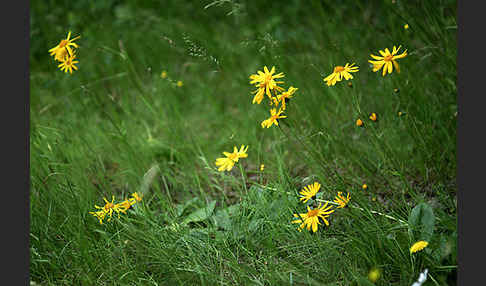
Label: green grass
xmin=30 ymin=0 xmax=457 ymax=285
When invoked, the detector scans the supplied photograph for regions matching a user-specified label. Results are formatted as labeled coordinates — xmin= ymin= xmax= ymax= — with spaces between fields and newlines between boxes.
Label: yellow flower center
xmin=59 ymin=39 xmax=68 ymax=48
xmin=227 ymin=153 xmax=238 ymax=161
xmin=384 ymin=55 xmax=393 ymax=61
xmin=334 ymin=66 xmax=345 ymax=73
xmin=307 ymin=209 xmax=320 ymax=217
xmin=265 ymin=74 xmax=273 ymax=84
xmin=104 ymin=203 xmax=114 ymax=210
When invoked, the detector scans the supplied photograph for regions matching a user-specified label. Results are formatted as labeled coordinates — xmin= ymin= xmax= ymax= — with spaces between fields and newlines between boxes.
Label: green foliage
xmin=408 ymin=202 xmax=436 ymax=242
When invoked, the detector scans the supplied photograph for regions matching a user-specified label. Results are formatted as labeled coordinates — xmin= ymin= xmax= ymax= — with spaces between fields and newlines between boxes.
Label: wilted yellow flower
xmin=161 ymin=71 xmax=167 ymax=78
xmin=274 ymin=86 xmax=298 ymax=110
xmin=292 ymin=202 xmax=335 ymax=232
xmin=249 ymin=66 xmax=285 ymax=104
xmin=48 ymin=31 xmax=81 ymax=62
xmin=323 ymin=63 xmax=359 ymax=86
xmin=410 ymin=241 xmax=429 ymax=253
xmin=177 ymin=80 xmax=183 ymax=87
xmin=299 ymin=182 xmax=321 ymax=203
xmin=261 ymin=108 xmax=286 ymax=128
xmin=57 ymin=53 xmax=79 ymax=74
xmin=369 ymin=45 xmax=407 ymax=76
xmin=333 ymin=191 xmax=351 ymax=208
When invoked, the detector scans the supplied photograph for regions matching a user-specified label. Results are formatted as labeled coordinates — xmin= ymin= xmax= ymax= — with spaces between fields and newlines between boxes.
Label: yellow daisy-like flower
xmin=58 ymin=53 xmax=79 ymax=74
xmin=368 ymin=45 xmax=408 ymax=76
xmin=161 ymin=71 xmax=167 ymax=78
xmin=362 ymin=184 xmax=368 ymax=190
xmin=274 ymin=86 xmax=298 ymax=110
xmin=410 ymin=240 xmax=429 ymax=254
xmin=115 ymin=199 xmax=133 ymax=214
xmin=249 ymin=66 xmax=285 ymax=104
xmin=292 ymin=202 xmax=335 ymax=232
xmin=260 ymin=164 xmax=265 ymax=171
xmin=299 ymin=182 xmax=321 ymax=203
xmin=48 ymin=31 xmax=81 ymax=62
xmin=215 ymin=145 xmax=249 ymax=172
xmin=90 ymin=196 xmax=118 ymax=223
xmin=333 ymin=191 xmax=351 ymax=208
xmin=323 ymin=63 xmax=359 ymax=86
xmin=261 ymin=108 xmax=287 ymax=128
xmin=356 ymin=118 xmax=364 ymax=127
xmin=404 ymin=24 xmax=409 ymax=30
xmin=177 ymin=80 xmax=183 ymax=87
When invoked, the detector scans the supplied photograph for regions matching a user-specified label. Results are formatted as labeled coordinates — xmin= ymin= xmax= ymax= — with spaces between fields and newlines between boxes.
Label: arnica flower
xmin=356 ymin=118 xmax=364 ymax=127
xmin=404 ymin=24 xmax=409 ymax=30
xmin=58 ymin=53 xmax=79 ymax=74
xmin=292 ymin=202 xmax=335 ymax=232
xmin=333 ymin=191 xmax=351 ymax=208
xmin=323 ymin=63 xmax=359 ymax=86
xmin=369 ymin=112 xmax=378 ymax=122
xmin=369 ymin=45 xmax=407 ymax=76
xmin=260 ymin=164 xmax=265 ymax=171
xmin=274 ymin=86 xmax=298 ymax=110
xmin=299 ymin=182 xmax=321 ymax=203
xmin=48 ymin=31 xmax=81 ymax=62
xmin=215 ymin=145 xmax=249 ymax=172
xmin=261 ymin=108 xmax=287 ymax=128
xmin=177 ymin=80 xmax=183 ymax=87
xmin=89 ymin=196 xmax=123 ymax=224
xmin=249 ymin=66 xmax=285 ymax=104
xmin=161 ymin=71 xmax=167 ymax=78
xmin=362 ymin=184 xmax=368 ymax=190
xmin=410 ymin=240 xmax=429 ymax=254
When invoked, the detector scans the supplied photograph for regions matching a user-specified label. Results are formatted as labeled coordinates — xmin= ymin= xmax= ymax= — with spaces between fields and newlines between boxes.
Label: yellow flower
xmin=323 ymin=63 xmax=359 ymax=86
xmin=161 ymin=71 xmax=167 ymax=78
xmin=215 ymin=157 xmax=235 ymax=172
xmin=368 ymin=267 xmax=381 ymax=283
xmin=299 ymin=182 xmax=321 ymax=203
xmin=48 ymin=31 xmax=81 ymax=62
xmin=177 ymin=80 xmax=183 ymax=87
xmin=275 ymin=86 xmax=298 ymax=110
xmin=356 ymin=118 xmax=364 ymax=127
xmin=215 ymin=145 xmax=249 ymax=172
xmin=57 ymin=53 xmax=79 ymax=74
xmin=131 ymin=192 xmax=143 ymax=203
xmin=369 ymin=112 xmax=378 ymax=122
xmin=89 ymin=210 xmax=107 ymax=225
xmin=369 ymin=45 xmax=408 ymax=76
xmin=115 ymin=200 xmax=133 ymax=214
xmin=333 ymin=191 xmax=351 ymax=208
xmin=261 ymin=108 xmax=287 ymax=128
xmin=249 ymin=66 xmax=285 ymax=104
xmin=260 ymin=164 xmax=265 ymax=171
xmin=404 ymin=24 xmax=409 ymax=30
xmin=410 ymin=240 xmax=429 ymax=253
xmin=292 ymin=202 xmax=335 ymax=232
xmin=362 ymin=184 xmax=368 ymax=190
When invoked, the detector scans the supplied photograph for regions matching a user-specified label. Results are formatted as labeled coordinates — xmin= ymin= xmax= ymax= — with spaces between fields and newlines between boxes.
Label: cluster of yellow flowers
xmin=48 ymin=31 xmax=81 ymax=74
xmin=323 ymin=45 xmax=407 ymax=87
xmin=248 ymin=66 xmax=298 ymax=128
xmin=292 ymin=182 xmax=351 ymax=232
xmin=89 ymin=192 xmax=143 ymax=224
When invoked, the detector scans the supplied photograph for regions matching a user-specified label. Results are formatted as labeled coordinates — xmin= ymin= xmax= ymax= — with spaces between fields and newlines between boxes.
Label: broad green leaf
xmin=408 ymin=202 xmax=435 ymax=241
xmin=182 ymin=200 xmax=217 ymax=225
